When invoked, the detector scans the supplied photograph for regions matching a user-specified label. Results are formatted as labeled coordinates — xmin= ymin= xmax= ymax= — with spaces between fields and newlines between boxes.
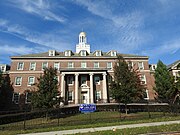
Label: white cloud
xmin=7 ymin=0 xmax=66 ymax=23
xmin=141 ymin=39 xmax=180 ymax=57
xmin=0 ymin=18 xmax=73 ymax=51
xmin=74 ymin=0 xmax=147 ymax=52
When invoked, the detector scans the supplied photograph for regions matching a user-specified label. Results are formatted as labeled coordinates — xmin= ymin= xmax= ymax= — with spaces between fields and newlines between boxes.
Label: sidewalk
xmin=19 ymin=120 xmax=180 ymax=135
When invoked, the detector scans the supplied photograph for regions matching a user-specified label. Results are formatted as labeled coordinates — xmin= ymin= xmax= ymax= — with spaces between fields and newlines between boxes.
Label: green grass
xmin=0 ymin=111 xmax=180 ymax=135
xmin=75 ymin=124 xmax=180 ymax=135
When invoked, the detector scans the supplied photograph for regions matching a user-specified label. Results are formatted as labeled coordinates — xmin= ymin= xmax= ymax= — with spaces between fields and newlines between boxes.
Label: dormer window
xmin=65 ymin=51 xmax=71 ymax=56
xmin=81 ymin=50 xmax=86 ymax=56
xmin=96 ymin=51 xmax=102 ymax=56
xmin=49 ymin=50 xmax=55 ymax=56
xmin=111 ymin=51 xmax=117 ymax=56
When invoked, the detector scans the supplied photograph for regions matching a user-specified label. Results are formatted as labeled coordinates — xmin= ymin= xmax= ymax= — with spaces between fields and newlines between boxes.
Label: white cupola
xmin=76 ymin=31 xmax=90 ymax=53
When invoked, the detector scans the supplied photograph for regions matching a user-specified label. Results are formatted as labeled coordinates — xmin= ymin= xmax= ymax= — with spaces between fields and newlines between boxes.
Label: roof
xmin=167 ymin=60 xmax=180 ymax=69
xmin=11 ymin=51 xmax=148 ymax=59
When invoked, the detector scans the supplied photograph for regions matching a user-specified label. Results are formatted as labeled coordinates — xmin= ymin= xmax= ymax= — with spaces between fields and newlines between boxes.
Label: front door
xmin=81 ymin=92 xmax=88 ymax=104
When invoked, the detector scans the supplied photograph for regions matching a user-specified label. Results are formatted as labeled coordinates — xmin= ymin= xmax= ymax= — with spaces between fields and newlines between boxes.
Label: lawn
xmin=0 ymin=111 xmax=180 ymax=135
xmin=76 ymin=124 xmax=180 ymax=135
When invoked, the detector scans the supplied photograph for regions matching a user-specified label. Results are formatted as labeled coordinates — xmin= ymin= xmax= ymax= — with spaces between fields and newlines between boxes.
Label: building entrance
xmin=81 ymin=91 xmax=88 ymax=104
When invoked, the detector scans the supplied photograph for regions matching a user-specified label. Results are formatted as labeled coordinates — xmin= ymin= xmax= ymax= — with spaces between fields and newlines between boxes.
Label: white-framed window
xmin=49 ymin=50 xmax=55 ymax=56
xmin=0 ymin=66 xmax=5 ymax=72
xmin=140 ymin=74 xmax=146 ymax=84
xmin=128 ymin=61 xmax=133 ymax=69
xmin=65 ymin=51 xmax=71 ymax=56
xmin=25 ymin=92 xmax=32 ymax=104
xmin=81 ymin=50 xmax=86 ymax=56
xmin=95 ymin=91 xmax=101 ymax=101
xmin=144 ymin=89 xmax=149 ymax=100
xmin=54 ymin=62 xmax=60 ymax=70
xmin=94 ymin=62 xmax=99 ymax=68
xmin=96 ymin=51 xmax=101 ymax=56
xmin=29 ymin=62 xmax=36 ymax=70
xmin=12 ymin=92 xmax=20 ymax=104
xmin=81 ymin=76 xmax=87 ymax=85
xmin=68 ymin=91 xmax=73 ymax=101
xmin=111 ymin=51 xmax=117 ymax=56
xmin=138 ymin=62 xmax=144 ymax=70
xmin=15 ymin=77 xmax=22 ymax=86
xmin=28 ymin=76 xmax=35 ymax=86
xmin=81 ymin=62 xmax=87 ymax=68
xmin=107 ymin=62 xmax=112 ymax=69
xmin=67 ymin=76 xmax=74 ymax=85
xmin=17 ymin=62 xmax=24 ymax=70
xmin=68 ymin=62 xmax=74 ymax=68
xmin=94 ymin=76 xmax=100 ymax=85
xmin=42 ymin=62 xmax=48 ymax=70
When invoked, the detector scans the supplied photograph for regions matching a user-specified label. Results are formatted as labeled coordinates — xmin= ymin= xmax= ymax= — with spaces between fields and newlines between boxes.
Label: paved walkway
xmin=19 ymin=120 xmax=180 ymax=135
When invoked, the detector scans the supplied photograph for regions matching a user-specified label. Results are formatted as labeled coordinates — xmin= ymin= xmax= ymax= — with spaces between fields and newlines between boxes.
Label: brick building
xmin=9 ymin=32 xmax=155 ymax=105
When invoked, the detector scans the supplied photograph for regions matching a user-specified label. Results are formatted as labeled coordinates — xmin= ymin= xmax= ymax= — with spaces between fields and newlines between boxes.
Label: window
xmin=96 ymin=51 xmax=101 ymax=56
xmin=81 ymin=50 xmax=86 ymax=56
xmin=94 ymin=76 xmax=100 ymax=85
xmin=29 ymin=62 xmax=36 ymax=70
xmin=94 ymin=62 xmax=99 ymax=68
xmin=17 ymin=62 xmax=24 ymax=70
xmin=128 ymin=61 xmax=133 ymax=69
xmin=25 ymin=92 xmax=32 ymax=103
xmin=0 ymin=66 xmax=5 ymax=72
xmin=15 ymin=77 xmax=22 ymax=86
xmin=107 ymin=62 xmax=112 ymax=69
xmin=54 ymin=62 xmax=59 ymax=70
xmin=42 ymin=62 xmax=48 ymax=70
xmin=81 ymin=62 xmax=87 ymax=68
xmin=81 ymin=76 xmax=87 ymax=85
xmin=144 ymin=90 xmax=149 ymax=99
xmin=28 ymin=77 xmax=35 ymax=86
xmin=140 ymin=74 xmax=146 ymax=84
xmin=111 ymin=51 xmax=117 ymax=56
xmin=138 ymin=62 xmax=144 ymax=70
xmin=12 ymin=92 xmax=20 ymax=104
xmin=65 ymin=51 xmax=71 ymax=56
xmin=49 ymin=50 xmax=55 ymax=56
xmin=68 ymin=62 xmax=74 ymax=68
xmin=68 ymin=91 xmax=73 ymax=101
xmin=96 ymin=91 xmax=101 ymax=101
xmin=67 ymin=76 xmax=74 ymax=85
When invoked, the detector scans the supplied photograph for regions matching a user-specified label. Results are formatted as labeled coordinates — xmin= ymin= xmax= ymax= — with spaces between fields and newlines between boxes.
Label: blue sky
xmin=0 ymin=0 xmax=179 ymax=65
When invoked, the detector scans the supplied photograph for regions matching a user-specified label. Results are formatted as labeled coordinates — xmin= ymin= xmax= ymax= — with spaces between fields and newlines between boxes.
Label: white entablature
xmin=76 ymin=31 xmax=90 ymax=53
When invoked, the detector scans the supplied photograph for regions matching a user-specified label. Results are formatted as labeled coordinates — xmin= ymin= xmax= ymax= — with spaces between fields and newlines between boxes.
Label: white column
xmin=89 ymin=73 xmax=94 ymax=103
xmin=75 ymin=73 xmax=79 ymax=104
xmin=60 ymin=73 xmax=65 ymax=99
xmin=103 ymin=73 xmax=108 ymax=103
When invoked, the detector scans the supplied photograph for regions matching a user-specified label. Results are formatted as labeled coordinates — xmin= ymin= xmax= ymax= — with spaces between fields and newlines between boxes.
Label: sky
xmin=0 ymin=0 xmax=179 ymax=65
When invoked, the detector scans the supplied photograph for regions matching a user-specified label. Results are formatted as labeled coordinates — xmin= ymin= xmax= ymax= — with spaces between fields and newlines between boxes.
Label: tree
xmin=154 ymin=60 xmax=175 ymax=103
xmin=0 ymin=71 xmax=13 ymax=111
xmin=110 ymin=55 xmax=145 ymax=114
xmin=31 ymin=67 xmax=60 ymax=110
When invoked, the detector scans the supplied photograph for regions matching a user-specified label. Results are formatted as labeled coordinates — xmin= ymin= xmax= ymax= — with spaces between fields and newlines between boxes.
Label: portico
xmin=60 ymin=71 xmax=108 ymax=105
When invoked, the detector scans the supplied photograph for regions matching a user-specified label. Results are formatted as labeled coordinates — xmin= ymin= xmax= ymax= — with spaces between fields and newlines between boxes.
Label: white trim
xmin=29 ymin=62 xmax=36 ymax=71
xmin=17 ymin=62 xmax=24 ymax=70
xmin=94 ymin=62 xmax=99 ymax=68
xmin=15 ymin=77 xmax=22 ymax=86
xmin=138 ymin=62 xmax=144 ymax=70
xmin=27 ymin=76 xmax=35 ymax=86
xmin=12 ymin=92 xmax=20 ymax=104
xmin=25 ymin=92 xmax=32 ymax=104
xmin=68 ymin=91 xmax=74 ymax=102
xmin=144 ymin=89 xmax=149 ymax=100
xmin=42 ymin=62 xmax=48 ymax=70
xmin=95 ymin=91 xmax=101 ymax=101
xmin=81 ymin=62 xmax=87 ymax=68
xmin=54 ymin=62 xmax=60 ymax=70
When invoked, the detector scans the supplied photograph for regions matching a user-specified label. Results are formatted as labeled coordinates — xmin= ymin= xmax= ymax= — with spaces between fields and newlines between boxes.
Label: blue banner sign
xmin=79 ymin=104 xmax=96 ymax=113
